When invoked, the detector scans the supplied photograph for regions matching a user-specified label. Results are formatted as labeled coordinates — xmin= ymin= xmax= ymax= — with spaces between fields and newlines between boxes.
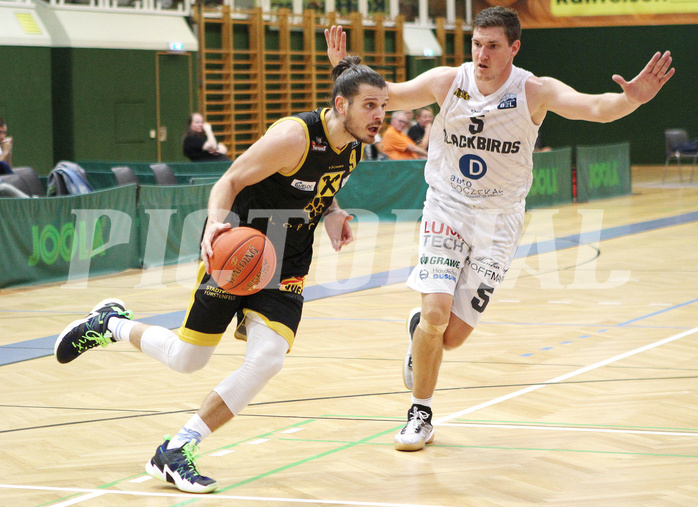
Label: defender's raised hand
xmin=612 ymin=51 xmax=675 ymax=105
xmin=324 ymin=25 xmax=347 ymax=67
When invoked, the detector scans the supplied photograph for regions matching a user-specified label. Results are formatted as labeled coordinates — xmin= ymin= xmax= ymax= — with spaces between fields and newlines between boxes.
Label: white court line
xmin=438 ymin=422 xmax=698 ymax=438
xmin=48 ymin=491 xmax=106 ymax=506
xmin=0 ymin=484 xmax=458 ymax=507
xmin=434 ymin=326 xmax=698 ymax=426
xmin=128 ymin=476 xmax=153 ymax=484
xmin=211 ymin=449 xmax=236 ymax=457
xmin=281 ymin=427 xmax=305 ymax=434
xmin=246 ymin=438 xmax=270 ymax=445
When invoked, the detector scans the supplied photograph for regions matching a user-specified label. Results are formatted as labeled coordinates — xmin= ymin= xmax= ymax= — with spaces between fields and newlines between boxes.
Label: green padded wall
xmin=0 ymin=45 xmax=53 ymax=173
xmin=52 ymin=48 xmax=194 ymax=165
xmin=514 ymin=24 xmax=695 ymax=165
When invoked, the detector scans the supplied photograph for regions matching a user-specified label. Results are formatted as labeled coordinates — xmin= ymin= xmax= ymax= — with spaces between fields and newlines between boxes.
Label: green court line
xmin=209 ymin=436 xmax=698 ymax=462
xmin=37 ymin=415 xmax=698 ymax=507
xmin=430 ymin=444 xmax=698 ymax=459
xmin=218 ymin=425 xmax=401 ymax=492
xmin=165 ymin=423 xmax=405 ymax=506
xmin=278 ymin=439 xmax=698 ymax=459
xmin=204 ymin=418 xmax=318 ymax=451
xmin=324 ymin=413 xmax=698 ymax=433
xmin=451 ymin=418 xmax=698 ymax=432
xmin=36 ymin=419 xmax=317 ymax=507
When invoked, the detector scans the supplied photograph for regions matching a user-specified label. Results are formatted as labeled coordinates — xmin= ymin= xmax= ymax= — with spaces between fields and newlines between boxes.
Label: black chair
xmin=111 ymin=166 xmax=139 ymax=187
xmin=0 ymin=174 xmax=30 ymax=198
xmin=664 ymin=129 xmax=698 ymax=183
xmin=12 ymin=166 xmax=45 ymax=196
xmin=150 ymin=163 xmax=177 ymax=186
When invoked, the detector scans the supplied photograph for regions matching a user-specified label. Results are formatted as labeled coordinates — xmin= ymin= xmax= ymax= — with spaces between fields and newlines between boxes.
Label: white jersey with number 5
xmin=425 ymin=62 xmax=539 ymax=214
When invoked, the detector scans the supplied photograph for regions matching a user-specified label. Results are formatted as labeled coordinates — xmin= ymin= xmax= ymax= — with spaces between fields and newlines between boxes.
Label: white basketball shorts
xmin=406 ymin=199 xmax=524 ymax=328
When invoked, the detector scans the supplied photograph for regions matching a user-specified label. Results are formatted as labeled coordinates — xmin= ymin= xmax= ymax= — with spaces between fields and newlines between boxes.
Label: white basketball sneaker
xmin=394 ymin=404 xmax=434 ymax=451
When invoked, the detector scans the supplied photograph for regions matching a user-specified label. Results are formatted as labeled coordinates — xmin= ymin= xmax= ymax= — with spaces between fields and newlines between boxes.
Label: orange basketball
xmin=209 ymin=227 xmax=277 ymax=295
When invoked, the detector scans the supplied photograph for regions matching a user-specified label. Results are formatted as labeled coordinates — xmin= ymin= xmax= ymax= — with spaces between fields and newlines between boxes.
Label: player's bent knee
xmin=139 ymin=326 xmax=215 ymax=374
xmin=244 ymin=321 xmax=287 ymax=379
xmin=211 ymin=321 xmax=288 ymax=416
xmin=418 ymin=314 xmax=448 ymax=336
xmin=169 ymin=341 xmax=215 ymax=374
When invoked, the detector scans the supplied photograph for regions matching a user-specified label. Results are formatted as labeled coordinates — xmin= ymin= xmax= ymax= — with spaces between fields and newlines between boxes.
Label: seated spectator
xmin=407 ymin=107 xmax=433 ymax=152
xmin=0 ymin=117 xmax=13 ymax=174
xmin=381 ymin=111 xmax=428 ymax=160
xmin=402 ymin=109 xmax=414 ymax=133
xmin=182 ymin=113 xmax=229 ymax=162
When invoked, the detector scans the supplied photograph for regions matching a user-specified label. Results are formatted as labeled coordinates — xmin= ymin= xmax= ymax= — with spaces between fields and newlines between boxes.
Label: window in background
xmin=368 ymin=0 xmax=388 ymax=15
xmin=335 ymin=0 xmax=357 ymax=15
xmin=304 ymin=0 xmax=325 ymax=10
xmin=428 ymin=0 xmax=447 ymax=21
xmin=398 ymin=0 xmax=418 ymax=22
xmin=456 ymin=0 xmax=467 ymax=21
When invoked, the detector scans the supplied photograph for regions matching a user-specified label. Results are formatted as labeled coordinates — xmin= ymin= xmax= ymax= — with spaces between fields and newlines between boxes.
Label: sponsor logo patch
xmin=454 ymin=88 xmax=471 ymax=100
xmin=279 ymin=276 xmax=305 ymax=295
xmin=292 ymin=179 xmax=316 ymax=192
xmin=498 ymin=93 xmax=517 ymax=109
xmin=311 ymin=136 xmax=327 ymax=152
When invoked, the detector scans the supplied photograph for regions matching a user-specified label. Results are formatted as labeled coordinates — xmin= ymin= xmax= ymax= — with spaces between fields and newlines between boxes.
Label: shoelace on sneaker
xmin=74 ymin=329 xmax=112 ymax=352
xmin=179 ymin=441 xmax=203 ymax=480
xmin=95 ymin=306 xmax=134 ymax=322
xmin=72 ymin=306 xmax=132 ymax=352
xmin=115 ymin=307 xmax=134 ymax=320
xmin=404 ymin=406 xmax=431 ymax=432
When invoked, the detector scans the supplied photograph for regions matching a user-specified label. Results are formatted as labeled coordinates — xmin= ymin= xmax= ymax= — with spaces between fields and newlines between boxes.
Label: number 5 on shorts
xmin=471 ymin=283 xmax=494 ymax=313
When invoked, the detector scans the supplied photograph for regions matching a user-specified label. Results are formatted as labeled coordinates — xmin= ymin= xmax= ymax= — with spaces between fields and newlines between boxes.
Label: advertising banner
xmin=0 ymin=186 xmax=139 ymax=288
xmin=576 ymin=142 xmax=631 ymax=202
xmin=527 ymin=147 xmax=574 ymax=208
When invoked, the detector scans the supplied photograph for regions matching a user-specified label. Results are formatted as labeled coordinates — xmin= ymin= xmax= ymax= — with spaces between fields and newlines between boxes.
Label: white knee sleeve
xmin=139 ymin=326 xmax=215 ymax=374
xmin=213 ymin=319 xmax=287 ymax=416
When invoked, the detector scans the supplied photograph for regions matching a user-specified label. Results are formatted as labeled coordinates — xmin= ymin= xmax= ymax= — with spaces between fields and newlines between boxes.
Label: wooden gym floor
xmin=1 ymin=166 xmax=697 ymax=506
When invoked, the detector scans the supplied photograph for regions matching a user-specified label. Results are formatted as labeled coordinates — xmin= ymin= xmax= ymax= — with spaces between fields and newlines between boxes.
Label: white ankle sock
xmin=168 ymin=414 xmax=211 ymax=449
xmin=411 ymin=396 xmax=432 ymax=408
xmin=107 ymin=317 xmax=136 ymax=342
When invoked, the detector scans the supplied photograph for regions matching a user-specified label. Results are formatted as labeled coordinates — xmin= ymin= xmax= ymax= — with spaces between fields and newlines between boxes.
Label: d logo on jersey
xmin=459 ymin=154 xmax=487 ymax=180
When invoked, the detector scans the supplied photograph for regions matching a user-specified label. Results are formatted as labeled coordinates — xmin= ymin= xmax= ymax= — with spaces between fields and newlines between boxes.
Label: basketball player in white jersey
xmin=326 ymin=6 xmax=674 ymax=451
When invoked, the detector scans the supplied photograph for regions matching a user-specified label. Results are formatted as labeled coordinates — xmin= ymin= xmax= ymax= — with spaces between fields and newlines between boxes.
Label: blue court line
xmin=2 ymin=210 xmax=697 ymax=367
xmin=513 ymin=210 xmax=698 ymax=258
xmin=518 ymin=297 xmax=698 ymax=358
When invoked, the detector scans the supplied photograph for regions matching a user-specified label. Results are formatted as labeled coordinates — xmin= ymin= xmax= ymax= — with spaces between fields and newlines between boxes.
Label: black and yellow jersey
xmin=232 ymin=108 xmax=363 ymax=278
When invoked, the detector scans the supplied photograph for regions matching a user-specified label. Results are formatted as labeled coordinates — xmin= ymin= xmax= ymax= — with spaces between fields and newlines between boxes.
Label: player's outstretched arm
xmin=325 ymin=24 xmax=456 ymax=111
xmin=534 ymin=51 xmax=675 ymax=124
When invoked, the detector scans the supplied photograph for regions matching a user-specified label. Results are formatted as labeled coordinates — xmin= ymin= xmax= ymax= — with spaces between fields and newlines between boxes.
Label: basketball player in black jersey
xmin=54 ymin=57 xmax=388 ymax=493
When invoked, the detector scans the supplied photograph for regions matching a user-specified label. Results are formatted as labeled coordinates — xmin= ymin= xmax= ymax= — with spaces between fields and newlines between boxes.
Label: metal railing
xmin=34 ymin=0 xmax=471 ymax=27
